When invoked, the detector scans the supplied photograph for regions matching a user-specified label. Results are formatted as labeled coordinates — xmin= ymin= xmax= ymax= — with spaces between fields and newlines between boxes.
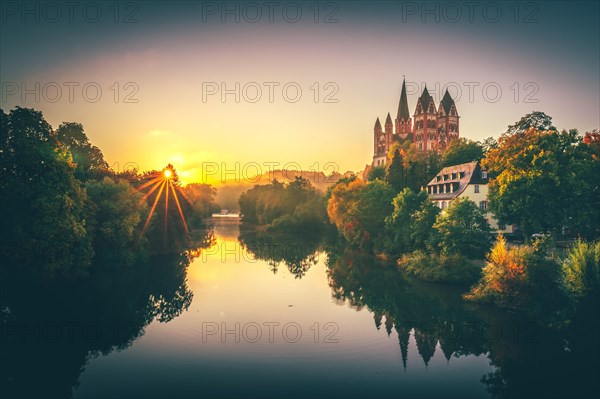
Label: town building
xmin=425 ymin=161 xmax=514 ymax=233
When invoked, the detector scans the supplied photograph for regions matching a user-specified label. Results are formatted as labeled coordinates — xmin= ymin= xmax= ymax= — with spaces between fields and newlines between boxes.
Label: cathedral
xmin=373 ymin=79 xmax=460 ymax=166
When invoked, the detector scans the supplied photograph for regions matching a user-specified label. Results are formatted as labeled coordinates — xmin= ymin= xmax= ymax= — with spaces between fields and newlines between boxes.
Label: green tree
xmin=442 ymin=138 xmax=484 ymax=167
xmin=385 ymin=148 xmax=406 ymax=191
xmin=366 ymin=165 xmax=386 ymax=181
xmin=239 ymin=177 xmax=327 ymax=232
xmin=433 ymin=198 xmax=491 ymax=258
xmin=481 ymin=136 xmax=498 ymax=155
xmin=85 ymin=177 xmax=148 ymax=267
xmin=405 ymin=148 xmax=442 ymax=192
xmin=506 ymin=111 xmax=555 ymax=135
xmin=182 ymin=183 xmax=219 ymax=225
xmin=384 ymin=188 xmax=439 ymax=254
xmin=0 ymin=107 xmax=93 ymax=278
xmin=56 ymin=122 xmax=108 ymax=180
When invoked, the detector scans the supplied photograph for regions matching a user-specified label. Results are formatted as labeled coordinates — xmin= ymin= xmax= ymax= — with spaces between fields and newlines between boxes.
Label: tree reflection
xmin=238 ymin=226 xmax=324 ymax=279
xmin=0 ymin=230 xmax=214 ymax=398
xmin=326 ymin=245 xmax=599 ymax=398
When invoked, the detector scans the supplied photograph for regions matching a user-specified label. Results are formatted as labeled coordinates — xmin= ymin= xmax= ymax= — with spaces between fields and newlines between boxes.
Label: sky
xmin=1 ymin=0 xmax=599 ymax=184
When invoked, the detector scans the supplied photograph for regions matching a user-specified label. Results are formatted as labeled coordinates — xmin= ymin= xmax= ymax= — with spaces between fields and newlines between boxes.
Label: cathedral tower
xmin=413 ymin=86 xmax=437 ymax=151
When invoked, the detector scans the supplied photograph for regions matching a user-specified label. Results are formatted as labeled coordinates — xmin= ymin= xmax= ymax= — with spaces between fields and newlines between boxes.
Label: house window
xmin=474 ymin=184 xmax=480 ymax=193
xmin=459 ymin=172 xmax=465 ymax=178
xmin=479 ymin=201 xmax=487 ymax=211
xmin=441 ymin=201 xmax=447 ymax=209
xmin=451 ymin=173 xmax=456 ymax=180
xmin=443 ymin=185 xmax=447 ymax=193
xmin=499 ymin=222 xmax=506 ymax=230
xmin=482 ymin=171 xmax=488 ymax=178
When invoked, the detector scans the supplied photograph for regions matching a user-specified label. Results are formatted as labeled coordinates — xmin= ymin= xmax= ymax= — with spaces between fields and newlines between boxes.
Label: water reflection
xmin=238 ymin=225 xmax=324 ymax=279
xmin=326 ymin=245 xmax=599 ymax=398
xmin=0 ymin=231 xmax=213 ymax=398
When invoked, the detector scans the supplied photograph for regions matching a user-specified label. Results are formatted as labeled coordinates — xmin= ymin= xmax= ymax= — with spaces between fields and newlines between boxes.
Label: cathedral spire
xmin=419 ymin=85 xmax=433 ymax=112
xmin=397 ymin=78 xmax=410 ymax=121
xmin=374 ymin=117 xmax=381 ymax=129
xmin=385 ymin=112 xmax=393 ymax=125
xmin=440 ymin=89 xmax=456 ymax=114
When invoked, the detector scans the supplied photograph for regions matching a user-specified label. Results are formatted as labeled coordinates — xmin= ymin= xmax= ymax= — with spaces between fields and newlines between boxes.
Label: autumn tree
xmin=327 ymin=179 xmax=395 ymax=250
xmin=484 ymin=121 xmax=600 ymax=241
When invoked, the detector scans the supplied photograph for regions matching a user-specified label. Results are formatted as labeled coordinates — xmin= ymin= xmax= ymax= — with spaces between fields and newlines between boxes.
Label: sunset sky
xmin=1 ymin=1 xmax=599 ymax=184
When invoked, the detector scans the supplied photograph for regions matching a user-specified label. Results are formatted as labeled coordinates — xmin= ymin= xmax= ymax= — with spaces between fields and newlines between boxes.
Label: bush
xmin=562 ymin=239 xmax=600 ymax=300
xmin=397 ymin=250 xmax=482 ymax=284
xmin=465 ymin=236 xmax=569 ymax=324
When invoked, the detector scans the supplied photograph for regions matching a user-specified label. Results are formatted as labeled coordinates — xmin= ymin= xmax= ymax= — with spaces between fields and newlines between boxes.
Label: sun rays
xmin=138 ymin=164 xmax=191 ymax=243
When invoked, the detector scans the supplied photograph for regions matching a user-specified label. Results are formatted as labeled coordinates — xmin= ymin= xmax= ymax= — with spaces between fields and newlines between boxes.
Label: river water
xmin=1 ymin=216 xmax=597 ymax=398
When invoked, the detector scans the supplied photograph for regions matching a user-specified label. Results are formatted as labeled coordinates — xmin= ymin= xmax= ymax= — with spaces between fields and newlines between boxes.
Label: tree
xmin=401 ymin=146 xmax=442 ymax=192
xmin=442 ymin=138 xmax=484 ymax=167
xmin=182 ymin=183 xmax=219 ymax=224
xmin=583 ymin=129 xmax=600 ymax=158
xmin=384 ymin=188 xmax=439 ymax=254
xmin=484 ymin=124 xmax=600 ymax=241
xmin=366 ymin=165 xmax=385 ymax=181
xmin=433 ymin=198 xmax=491 ymax=258
xmin=481 ymin=137 xmax=498 ymax=155
xmin=327 ymin=179 xmax=395 ymax=250
xmin=56 ymin=122 xmax=108 ymax=180
xmin=239 ymin=177 xmax=327 ymax=232
xmin=506 ymin=111 xmax=555 ymax=135
xmin=0 ymin=107 xmax=93 ymax=278
xmin=385 ymin=148 xmax=406 ymax=191
xmin=85 ymin=177 xmax=148 ymax=266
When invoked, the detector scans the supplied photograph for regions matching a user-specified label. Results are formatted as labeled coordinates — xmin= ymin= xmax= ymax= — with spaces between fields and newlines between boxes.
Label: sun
xmin=137 ymin=164 xmax=190 ymax=243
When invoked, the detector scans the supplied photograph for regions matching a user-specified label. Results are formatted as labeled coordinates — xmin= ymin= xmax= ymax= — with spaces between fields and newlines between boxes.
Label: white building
xmin=425 ymin=161 xmax=514 ymax=233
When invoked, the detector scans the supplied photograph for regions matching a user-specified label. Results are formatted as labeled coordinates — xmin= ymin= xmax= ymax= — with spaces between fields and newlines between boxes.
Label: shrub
xmin=562 ymin=239 xmax=600 ymax=300
xmin=465 ymin=236 xmax=568 ymax=324
xmin=397 ymin=250 xmax=482 ymax=284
